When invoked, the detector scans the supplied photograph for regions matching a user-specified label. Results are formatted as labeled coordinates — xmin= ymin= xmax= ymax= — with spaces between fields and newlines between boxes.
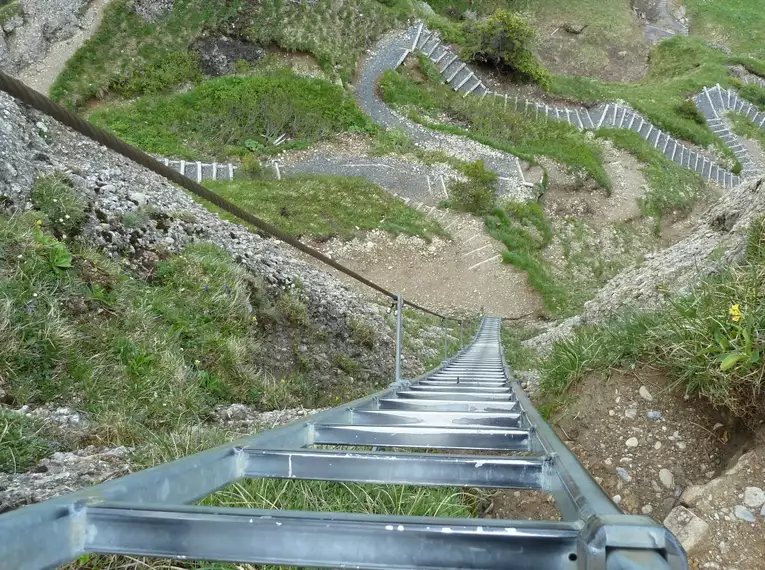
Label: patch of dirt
xmin=552 ymin=366 xmax=750 ymax=523
xmin=682 ymin=436 xmax=765 ymax=569
xmin=531 ymin=20 xmax=649 ymax=83
xmin=302 ymin=214 xmax=544 ymax=318
xmin=264 ymin=46 xmax=329 ymax=81
xmin=18 ymin=0 xmax=110 ymax=95
xmin=540 ymin=140 xmax=646 ymax=227
xmin=483 ymin=489 xmax=561 ymax=522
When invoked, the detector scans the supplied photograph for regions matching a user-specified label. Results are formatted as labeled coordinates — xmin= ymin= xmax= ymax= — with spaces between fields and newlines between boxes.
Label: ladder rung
xmin=409 ymin=385 xmax=511 ymax=393
xmin=244 ymin=449 xmax=546 ymax=488
xmin=351 ymin=409 xmax=522 ymax=427
xmin=378 ymin=398 xmax=518 ymax=412
xmin=313 ymin=425 xmax=531 ymax=450
xmin=397 ymin=391 xmax=513 ymax=401
xmin=85 ymin=503 xmax=580 ymax=569
xmin=420 ymin=380 xmax=507 ymax=387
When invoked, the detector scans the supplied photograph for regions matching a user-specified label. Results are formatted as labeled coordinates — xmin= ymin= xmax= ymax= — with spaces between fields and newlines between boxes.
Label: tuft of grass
xmin=538 ymin=219 xmax=765 ymax=423
xmin=0 ymin=410 xmax=56 ymax=473
xmin=89 ymin=70 xmax=374 ymax=160
xmin=204 ymin=175 xmax=445 ymax=242
xmin=728 ymin=111 xmax=765 ymax=149
xmin=380 ymin=60 xmax=610 ymax=189
xmin=30 ymin=175 xmax=87 ymax=239
xmin=597 ymin=128 xmax=709 ymax=227
xmin=500 ymin=323 xmax=539 ymax=372
xmin=0 ymin=0 xmax=19 ymax=27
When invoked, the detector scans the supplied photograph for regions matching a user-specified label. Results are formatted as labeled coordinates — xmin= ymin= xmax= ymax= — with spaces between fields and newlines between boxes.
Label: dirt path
xmin=19 ymin=0 xmax=109 ymax=96
xmin=302 ymin=209 xmax=544 ymax=318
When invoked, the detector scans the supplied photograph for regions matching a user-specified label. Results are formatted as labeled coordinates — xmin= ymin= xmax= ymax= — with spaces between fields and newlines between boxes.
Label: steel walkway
xmin=0 ymin=317 xmax=686 ymax=569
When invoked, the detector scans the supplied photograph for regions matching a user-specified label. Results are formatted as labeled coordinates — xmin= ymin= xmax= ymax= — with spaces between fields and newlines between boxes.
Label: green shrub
xmin=450 ymin=160 xmax=498 ymax=214
xmin=349 ymin=316 xmax=377 ymax=348
xmin=462 ymin=10 xmax=551 ymax=88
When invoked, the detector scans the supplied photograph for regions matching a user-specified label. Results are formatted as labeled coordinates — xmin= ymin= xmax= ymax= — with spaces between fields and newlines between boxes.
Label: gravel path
xmin=19 ymin=0 xmax=110 ymax=95
xmin=282 ymin=152 xmax=462 ymax=204
xmin=352 ymin=27 xmax=533 ymax=202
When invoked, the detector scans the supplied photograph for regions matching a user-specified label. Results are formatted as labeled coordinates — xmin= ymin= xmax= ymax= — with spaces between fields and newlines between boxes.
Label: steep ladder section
xmin=0 ymin=317 xmax=687 ymax=569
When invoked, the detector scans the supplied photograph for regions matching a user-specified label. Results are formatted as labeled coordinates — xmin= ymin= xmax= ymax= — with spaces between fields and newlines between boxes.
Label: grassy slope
xmin=205 ymin=176 xmax=445 ymax=241
xmin=89 ymin=70 xmax=375 ymax=160
xmin=597 ymin=128 xmax=708 ymax=225
xmin=537 ymin=219 xmax=765 ymax=423
xmin=380 ymin=57 xmax=610 ymax=189
xmin=52 ymin=0 xmax=409 ymax=107
xmin=685 ymin=0 xmax=765 ymax=59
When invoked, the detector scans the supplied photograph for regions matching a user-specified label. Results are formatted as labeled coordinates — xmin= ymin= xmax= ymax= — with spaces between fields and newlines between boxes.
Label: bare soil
xmin=302 ymin=212 xmax=545 ymax=318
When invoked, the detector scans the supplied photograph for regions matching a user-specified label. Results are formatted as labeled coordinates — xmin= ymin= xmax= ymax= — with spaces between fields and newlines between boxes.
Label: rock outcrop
xmin=525 ymin=177 xmax=765 ymax=353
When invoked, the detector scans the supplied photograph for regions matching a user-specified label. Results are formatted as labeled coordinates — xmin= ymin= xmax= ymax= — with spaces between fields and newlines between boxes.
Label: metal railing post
xmin=442 ymin=318 xmax=448 ymax=361
xmin=395 ymin=294 xmax=404 ymax=384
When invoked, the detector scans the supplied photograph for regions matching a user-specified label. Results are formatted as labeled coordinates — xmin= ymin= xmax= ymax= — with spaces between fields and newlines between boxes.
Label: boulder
xmin=191 ymin=35 xmax=265 ymax=77
xmin=663 ymin=506 xmax=709 ymax=554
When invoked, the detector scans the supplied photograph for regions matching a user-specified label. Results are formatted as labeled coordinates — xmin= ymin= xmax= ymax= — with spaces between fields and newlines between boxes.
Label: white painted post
xmin=212 ymin=162 xmax=217 ymax=181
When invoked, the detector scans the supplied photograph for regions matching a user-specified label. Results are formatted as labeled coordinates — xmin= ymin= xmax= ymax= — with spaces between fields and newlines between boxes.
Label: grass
xmin=0 ymin=410 xmax=57 ymax=473
xmin=52 ymin=0 xmax=409 ymax=107
xmin=550 ymin=36 xmax=763 ymax=165
xmin=737 ymin=82 xmax=765 ymax=111
xmin=500 ymin=323 xmax=539 ymax=372
xmin=204 ymin=175 xmax=444 ymax=241
xmin=380 ymin=57 xmax=610 ymax=189
xmin=685 ymin=0 xmax=765 ymax=59
xmin=597 ymin=128 xmax=709 ymax=228
xmin=538 ymin=218 xmax=765 ymax=423
xmin=0 ymin=181 xmax=398 ymax=451
xmin=729 ymin=111 xmax=765 ymax=148
xmin=0 ymin=0 xmax=19 ymax=27
xmin=88 ymin=70 xmax=374 ymax=160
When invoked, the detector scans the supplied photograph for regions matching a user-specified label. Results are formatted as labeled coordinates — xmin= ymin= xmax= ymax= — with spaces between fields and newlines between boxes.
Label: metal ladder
xmin=0 ymin=316 xmax=686 ymax=569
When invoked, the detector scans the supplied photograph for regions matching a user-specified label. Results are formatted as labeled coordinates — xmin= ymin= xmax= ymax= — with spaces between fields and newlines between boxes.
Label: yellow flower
xmin=729 ymin=304 xmax=743 ymax=322
xmin=194 ymin=359 xmax=200 ymax=366
xmin=35 ymin=219 xmax=42 ymax=227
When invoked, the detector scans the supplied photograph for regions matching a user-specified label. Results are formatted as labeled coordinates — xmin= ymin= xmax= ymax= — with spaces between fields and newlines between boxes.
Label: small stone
xmin=129 ymin=192 xmax=148 ymax=206
xmin=612 ymin=494 xmax=622 ymax=505
xmin=743 ymin=487 xmax=765 ymax=508
xmin=625 ymin=437 xmax=638 ymax=448
xmin=36 ymin=121 xmax=48 ymax=133
xmin=663 ymin=506 xmax=710 ymax=554
xmin=651 ymin=481 xmax=662 ymax=493
xmin=654 ymin=441 xmax=662 ymax=450
xmin=646 ymin=410 xmax=662 ymax=420
xmin=616 ymin=467 xmax=632 ymax=482
xmin=659 ymin=469 xmax=674 ymax=489
xmin=642 ymin=504 xmax=653 ymax=514
xmin=604 ymin=458 xmax=613 ymax=466
xmin=677 ymin=442 xmax=687 ymax=450
xmin=761 ymin=504 xmax=765 ymax=517
xmin=608 ymin=409 xmax=615 ymax=416
xmin=639 ymin=386 xmax=653 ymax=401
xmin=734 ymin=505 xmax=756 ymax=523
xmin=681 ymin=485 xmax=705 ymax=507
xmin=624 ymin=408 xmax=637 ymax=420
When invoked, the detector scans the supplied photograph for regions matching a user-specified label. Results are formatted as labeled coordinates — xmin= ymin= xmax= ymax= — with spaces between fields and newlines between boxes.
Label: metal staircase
xmin=0 ymin=316 xmax=686 ymax=570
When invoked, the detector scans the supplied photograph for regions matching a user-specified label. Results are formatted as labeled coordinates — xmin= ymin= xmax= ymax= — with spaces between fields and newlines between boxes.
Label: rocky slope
xmin=525 ymin=176 xmax=765 ymax=354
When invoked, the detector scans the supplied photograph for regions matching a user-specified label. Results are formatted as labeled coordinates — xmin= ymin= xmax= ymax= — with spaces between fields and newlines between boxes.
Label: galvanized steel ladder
xmin=0 ymin=315 xmax=686 ymax=569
